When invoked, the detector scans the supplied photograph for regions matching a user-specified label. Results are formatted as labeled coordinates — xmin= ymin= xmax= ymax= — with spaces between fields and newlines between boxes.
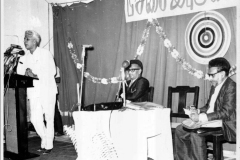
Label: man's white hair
xmin=25 ymin=30 xmax=41 ymax=47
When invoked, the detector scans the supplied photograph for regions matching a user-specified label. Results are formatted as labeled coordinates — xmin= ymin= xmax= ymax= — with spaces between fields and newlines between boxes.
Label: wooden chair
xmin=205 ymin=133 xmax=226 ymax=160
xmin=198 ymin=126 xmax=236 ymax=160
xmin=147 ymin=86 xmax=154 ymax=102
xmin=167 ymin=86 xmax=199 ymax=129
xmin=168 ymin=86 xmax=235 ymax=160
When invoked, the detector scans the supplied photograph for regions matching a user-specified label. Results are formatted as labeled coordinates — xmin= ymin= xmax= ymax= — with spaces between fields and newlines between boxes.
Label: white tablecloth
xmin=72 ymin=108 xmax=173 ymax=160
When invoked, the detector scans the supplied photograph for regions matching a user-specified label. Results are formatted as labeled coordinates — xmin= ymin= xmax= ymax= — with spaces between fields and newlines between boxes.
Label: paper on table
xmin=183 ymin=106 xmax=197 ymax=116
xmin=125 ymin=102 xmax=164 ymax=110
xmin=201 ymin=120 xmax=222 ymax=128
xmin=183 ymin=108 xmax=191 ymax=116
xmin=182 ymin=119 xmax=222 ymax=129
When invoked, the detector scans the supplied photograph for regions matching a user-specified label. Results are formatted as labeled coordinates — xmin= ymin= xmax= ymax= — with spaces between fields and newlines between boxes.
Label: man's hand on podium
xmin=25 ymin=68 xmax=38 ymax=78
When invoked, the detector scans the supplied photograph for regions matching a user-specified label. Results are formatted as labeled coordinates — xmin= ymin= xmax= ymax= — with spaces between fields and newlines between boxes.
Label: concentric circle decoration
xmin=185 ymin=11 xmax=231 ymax=64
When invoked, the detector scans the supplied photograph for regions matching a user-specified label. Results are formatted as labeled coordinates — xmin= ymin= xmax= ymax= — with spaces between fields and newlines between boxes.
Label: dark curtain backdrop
xmin=52 ymin=1 xmax=236 ymax=125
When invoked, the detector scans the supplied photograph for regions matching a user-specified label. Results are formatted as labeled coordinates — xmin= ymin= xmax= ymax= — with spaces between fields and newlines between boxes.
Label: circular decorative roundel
xmin=185 ymin=11 xmax=231 ymax=64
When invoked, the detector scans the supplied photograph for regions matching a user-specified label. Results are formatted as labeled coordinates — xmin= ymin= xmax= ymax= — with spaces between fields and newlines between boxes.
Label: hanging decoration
xmin=83 ymin=72 xmax=121 ymax=84
xmin=68 ymin=40 xmax=122 ymax=84
xmin=68 ymin=39 xmax=83 ymax=70
xmin=185 ymin=11 xmax=231 ymax=64
xmin=134 ymin=20 xmax=152 ymax=59
xmin=68 ymin=18 xmax=236 ymax=84
xmin=152 ymin=18 xmax=206 ymax=79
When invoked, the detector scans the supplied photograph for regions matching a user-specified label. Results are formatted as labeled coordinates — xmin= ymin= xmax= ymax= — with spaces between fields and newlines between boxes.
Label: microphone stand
xmin=121 ymin=67 xmax=126 ymax=107
xmin=115 ymin=81 xmax=121 ymax=102
xmin=78 ymin=46 xmax=86 ymax=111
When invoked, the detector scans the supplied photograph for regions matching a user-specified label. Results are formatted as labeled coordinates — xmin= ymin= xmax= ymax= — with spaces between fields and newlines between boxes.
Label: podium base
xmin=4 ymin=151 xmax=40 ymax=160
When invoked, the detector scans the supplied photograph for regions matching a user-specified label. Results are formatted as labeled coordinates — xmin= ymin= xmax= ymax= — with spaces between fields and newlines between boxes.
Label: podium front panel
xmin=4 ymin=88 xmax=19 ymax=154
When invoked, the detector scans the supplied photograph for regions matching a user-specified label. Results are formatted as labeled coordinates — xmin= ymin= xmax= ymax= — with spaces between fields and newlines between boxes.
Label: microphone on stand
xmin=78 ymin=44 xmax=93 ymax=111
xmin=4 ymin=44 xmax=25 ymax=56
xmin=122 ymin=60 xmax=130 ymax=69
xmin=10 ymin=44 xmax=22 ymax=49
xmin=119 ymin=60 xmax=130 ymax=106
xmin=121 ymin=60 xmax=130 ymax=83
xmin=12 ymin=50 xmax=25 ymax=56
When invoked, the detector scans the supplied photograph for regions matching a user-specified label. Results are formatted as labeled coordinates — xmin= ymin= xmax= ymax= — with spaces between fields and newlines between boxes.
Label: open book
xmin=182 ymin=119 xmax=222 ymax=129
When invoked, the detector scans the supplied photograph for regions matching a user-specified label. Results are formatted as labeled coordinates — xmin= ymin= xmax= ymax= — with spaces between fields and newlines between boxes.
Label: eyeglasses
xmin=207 ymin=70 xmax=223 ymax=78
xmin=128 ymin=68 xmax=140 ymax=73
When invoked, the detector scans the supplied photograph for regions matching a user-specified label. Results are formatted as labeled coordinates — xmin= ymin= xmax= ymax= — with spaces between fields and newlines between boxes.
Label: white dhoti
xmin=29 ymin=93 xmax=56 ymax=150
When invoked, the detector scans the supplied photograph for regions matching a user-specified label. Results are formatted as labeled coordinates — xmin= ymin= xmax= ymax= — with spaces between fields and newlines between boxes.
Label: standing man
xmin=17 ymin=30 xmax=58 ymax=154
xmin=119 ymin=59 xmax=150 ymax=102
xmin=174 ymin=57 xmax=236 ymax=160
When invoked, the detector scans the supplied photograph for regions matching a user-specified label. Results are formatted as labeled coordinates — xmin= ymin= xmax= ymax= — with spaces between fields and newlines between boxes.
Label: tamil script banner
xmin=125 ymin=0 xmax=238 ymax=22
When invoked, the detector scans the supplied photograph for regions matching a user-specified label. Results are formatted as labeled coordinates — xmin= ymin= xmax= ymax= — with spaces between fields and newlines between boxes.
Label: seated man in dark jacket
xmin=174 ymin=57 xmax=236 ymax=160
xmin=119 ymin=59 xmax=149 ymax=102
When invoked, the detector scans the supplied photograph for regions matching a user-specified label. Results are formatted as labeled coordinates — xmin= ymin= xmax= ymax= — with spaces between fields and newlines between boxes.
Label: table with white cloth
xmin=72 ymin=105 xmax=173 ymax=160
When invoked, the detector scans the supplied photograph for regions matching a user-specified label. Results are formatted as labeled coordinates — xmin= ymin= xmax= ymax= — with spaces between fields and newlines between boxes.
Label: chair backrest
xmin=167 ymin=86 xmax=199 ymax=118
xmin=147 ymin=86 xmax=154 ymax=102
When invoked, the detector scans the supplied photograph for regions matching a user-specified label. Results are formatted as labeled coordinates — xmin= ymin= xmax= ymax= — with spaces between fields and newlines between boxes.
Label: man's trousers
xmin=174 ymin=125 xmax=207 ymax=160
xmin=29 ymin=94 xmax=56 ymax=150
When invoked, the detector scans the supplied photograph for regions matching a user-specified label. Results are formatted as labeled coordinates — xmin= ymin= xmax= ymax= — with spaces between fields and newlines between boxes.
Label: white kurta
xmin=17 ymin=47 xmax=57 ymax=100
xmin=17 ymin=47 xmax=58 ymax=149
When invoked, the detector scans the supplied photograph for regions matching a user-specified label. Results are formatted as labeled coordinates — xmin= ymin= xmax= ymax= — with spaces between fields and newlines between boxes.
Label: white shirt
xmin=199 ymin=78 xmax=227 ymax=122
xmin=17 ymin=47 xmax=57 ymax=101
xmin=207 ymin=79 xmax=226 ymax=113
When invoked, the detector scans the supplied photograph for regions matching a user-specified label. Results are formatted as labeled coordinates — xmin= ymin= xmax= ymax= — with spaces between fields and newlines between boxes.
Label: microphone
xmin=122 ymin=60 xmax=130 ymax=69
xmin=11 ymin=44 xmax=22 ymax=49
xmin=82 ymin=44 xmax=93 ymax=48
xmin=11 ymin=48 xmax=25 ymax=55
xmin=4 ymin=44 xmax=25 ymax=56
xmin=16 ymin=50 xmax=25 ymax=55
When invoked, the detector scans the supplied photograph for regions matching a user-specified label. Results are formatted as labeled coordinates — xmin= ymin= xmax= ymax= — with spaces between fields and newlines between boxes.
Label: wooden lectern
xmin=4 ymin=74 xmax=39 ymax=159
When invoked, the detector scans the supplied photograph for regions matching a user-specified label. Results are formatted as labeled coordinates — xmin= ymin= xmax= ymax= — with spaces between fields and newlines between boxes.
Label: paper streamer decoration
xmin=185 ymin=11 xmax=231 ymax=64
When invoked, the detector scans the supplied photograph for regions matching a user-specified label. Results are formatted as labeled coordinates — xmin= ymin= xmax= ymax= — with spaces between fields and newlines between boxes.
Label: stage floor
xmin=3 ymin=131 xmax=235 ymax=160
xmin=3 ymin=132 xmax=77 ymax=160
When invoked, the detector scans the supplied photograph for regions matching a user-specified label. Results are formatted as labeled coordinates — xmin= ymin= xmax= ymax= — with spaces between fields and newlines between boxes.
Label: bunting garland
xmin=68 ymin=39 xmax=83 ymax=70
xmin=68 ymin=40 xmax=122 ymax=84
xmin=83 ymin=72 xmax=121 ymax=84
xmin=152 ymin=19 xmax=205 ymax=79
xmin=67 ymin=19 xmax=236 ymax=84
xmin=134 ymin=21 xmax=152 ymax=59
xmin=151 ymin=18 xmax=236 ymax=80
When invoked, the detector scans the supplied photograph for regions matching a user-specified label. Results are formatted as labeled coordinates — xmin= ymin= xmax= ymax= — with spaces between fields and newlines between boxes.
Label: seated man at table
xmin=118 ymin=59 xmax=150 ymax=102
xmin=174 ymin=57 xmax=236 ymax=160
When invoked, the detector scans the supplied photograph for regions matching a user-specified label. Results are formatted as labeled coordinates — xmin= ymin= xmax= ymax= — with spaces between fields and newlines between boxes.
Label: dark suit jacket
xmin=120 ymin=77 xmax=149 ymax=102
xmin=199 ymin=77 xmax=236 ymax=142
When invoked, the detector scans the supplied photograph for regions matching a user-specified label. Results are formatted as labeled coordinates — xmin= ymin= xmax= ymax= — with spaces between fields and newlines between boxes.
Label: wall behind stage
xmin=3 ymin=0 xmax=53 ymax=54
xmin=53 ymin=0 xmax=236 ymax=117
